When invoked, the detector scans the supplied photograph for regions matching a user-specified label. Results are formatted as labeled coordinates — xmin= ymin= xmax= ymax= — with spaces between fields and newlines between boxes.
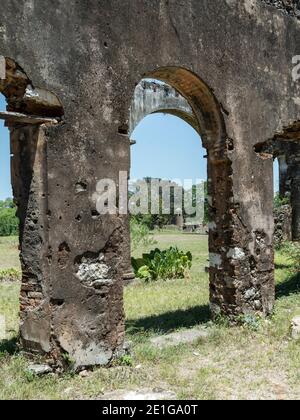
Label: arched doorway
xmin=126 ymin=85 xmax=210 ymax=329
xmin=125 ymin=67 xmax=238 ymax=320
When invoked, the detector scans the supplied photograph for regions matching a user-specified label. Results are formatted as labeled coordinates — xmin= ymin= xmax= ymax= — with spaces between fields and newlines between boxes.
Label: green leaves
xmin=282 ymin=242 xmax=300 ymax=271
xmin=0 ymin=199 xmax=18 ymax=237
xmin=274 ymin=192 xmax=290 ymax=209
xmin=132 ymin=247 xmax=192 ymax=282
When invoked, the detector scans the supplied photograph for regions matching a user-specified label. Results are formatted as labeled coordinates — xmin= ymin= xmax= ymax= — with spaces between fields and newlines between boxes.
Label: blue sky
xmin=131 ymin=113 xmax=207 ymax=183
xmin=0 ymin=94 xmax=11 ymax=200
xmin=0 ymin=94 xmax=279 ymax=201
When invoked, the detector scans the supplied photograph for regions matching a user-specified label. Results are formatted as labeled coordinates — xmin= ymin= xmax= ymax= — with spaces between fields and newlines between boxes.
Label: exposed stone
xmin=260 ymin=0 xmax=300 ymax=18
xmin=291 ymin=316 xmax=300 ymax=340
xmin=79 ymin=370 xmax=90 ymax=378
xmin=209 ymin=253 xmax=222 ymax=269
xmin=150 ymin=327 xmax=210 ymax=349
xmin=244 ymin=288 xmax=257 ymax=301
xmin=76 ymin=253 xmax=113 ymax=289
xmin=227 ymin=248 xmax=246 ymax=261
xmin=274 ymin=205 xmax=292 ymax=246
xmin=27 ymin=364 xmax=52 ymax=376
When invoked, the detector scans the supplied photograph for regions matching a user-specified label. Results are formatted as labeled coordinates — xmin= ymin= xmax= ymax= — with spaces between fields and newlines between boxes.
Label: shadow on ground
xmin=126 ymin=304 xmax=210 ymax=336
xmin=127 ymin=271 xmax=300 ymax=336
xmin=0 ymin=336 xmax=18 ymax=355
xmin=276 ymin=272 xmax=300 ymax=299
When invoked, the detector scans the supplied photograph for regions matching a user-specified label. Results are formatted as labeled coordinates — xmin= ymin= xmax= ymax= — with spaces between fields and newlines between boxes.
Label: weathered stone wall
xmin=260 ymin=0 xmax=300 ymax=17
xmin=276 ymin=142 xmax=300 ymax=241
xmin=0 ymin=0 xmax=300 ymax=368
xmin=274 ymin=205 xmax=293 ymax=246
xmin=130 ymin=80 xmax=197 ymax=135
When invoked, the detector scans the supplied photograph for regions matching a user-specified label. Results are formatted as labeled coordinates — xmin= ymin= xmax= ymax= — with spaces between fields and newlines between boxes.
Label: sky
xmin=131 ymin=113 xmax=207 ymax=183
xmin=0 ymin=94 xmax=12 ymax=200
xmin=0 ymin=94 xmax=279 ymax=201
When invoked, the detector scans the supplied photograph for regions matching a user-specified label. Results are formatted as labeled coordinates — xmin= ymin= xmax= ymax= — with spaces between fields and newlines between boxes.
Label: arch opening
xmin=126 ymin=108 xmax=210 ymax=332
xmin=125 ymin=68 xmax=237 ymax=321
xmin=140 ymin=67 xmax=227 ymax=158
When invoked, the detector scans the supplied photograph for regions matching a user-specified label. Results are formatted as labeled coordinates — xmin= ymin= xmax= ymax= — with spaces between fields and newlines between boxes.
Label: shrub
xmin=130 ymin=219 xmax=157 ymax=251
xmin=132 ymin=247 xmax=192 ymax=282
xmin=237 ymin=314 xmax=261 ymax=332
xmin=0 ymin=199 xmax=19 ymax=237
xmin=274 ymin=192 xmax=290 ymax=209
xmin=282 ymin=241 xmax=300 ymax=271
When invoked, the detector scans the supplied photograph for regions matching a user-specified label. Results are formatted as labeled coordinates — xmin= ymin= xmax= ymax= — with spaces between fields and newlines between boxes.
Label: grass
xmin=0 ymin=236 xmax=20 ymax=271
xmin=0 ymin=232 xmax=300 ymax=400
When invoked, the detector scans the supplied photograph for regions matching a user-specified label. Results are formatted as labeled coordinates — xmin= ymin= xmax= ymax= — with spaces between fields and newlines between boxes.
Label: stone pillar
xmin=10 ymin=124 xmax=51 ymax=354
xmin=175 ymin=214 xmax=184 ymax=230
xmin=290 ymin=144 xmax=300 ymax=241
xmin=209 ymin=145 xmax=275 ymax=319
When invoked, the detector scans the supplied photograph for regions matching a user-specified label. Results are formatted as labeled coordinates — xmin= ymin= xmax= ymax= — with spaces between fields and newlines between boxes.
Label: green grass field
xmin=0 ymin=233 xmax=300 ymax=400
xmin=0 ymin=236 xmax=20 ymax=271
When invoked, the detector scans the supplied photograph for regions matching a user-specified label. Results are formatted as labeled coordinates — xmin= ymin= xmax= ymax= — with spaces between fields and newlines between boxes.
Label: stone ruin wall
xmin=0 ymin=0 xmax=300 ymax=369
xmin=261 ymin=0 xmax=300 ymax=17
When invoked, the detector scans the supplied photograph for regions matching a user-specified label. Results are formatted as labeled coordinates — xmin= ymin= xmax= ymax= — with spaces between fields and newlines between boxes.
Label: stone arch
xmin=129 ymin=79 xmax=200 ymax=136
xmin=143 ymin=67 xmax=227 ymax=161
xmin=128 ymin=67 xmax=236 ymax=319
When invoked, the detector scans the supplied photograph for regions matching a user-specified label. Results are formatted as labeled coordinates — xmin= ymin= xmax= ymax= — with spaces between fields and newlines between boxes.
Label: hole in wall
xmin=75 ymin=181 xmax=88 ymax=193
xmin=91 ymin=209 xmax=100 ymax=219
xmin=118 ymin=125 xmax=129 ymax=136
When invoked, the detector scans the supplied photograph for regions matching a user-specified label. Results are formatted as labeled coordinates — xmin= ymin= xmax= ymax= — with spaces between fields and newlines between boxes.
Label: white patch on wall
xmin=293 ymin=97 xmax=300 ymax=106
xmin=209 ymin=253 xmax=222 ymax=268
xmin=206 ymin=196 xmax=213 ymax=206
xmin=227 ymin=247 xmax=245 ymax=260
xmin=76 ymin=254 xmax=113 ymax=288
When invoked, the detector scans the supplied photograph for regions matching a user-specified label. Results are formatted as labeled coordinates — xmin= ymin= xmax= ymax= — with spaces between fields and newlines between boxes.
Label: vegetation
xmin=130 ymin=178 xmax=209 ymax=230
xmin=274 ymin=192 xmax=290 ymax=209
xmin=0 ymin=268 xmax=20 ymax=282
xmin=0 ymin=233 xmax=300 ymax=399
xmin=282 ymin=241 xmax=300 ymax=271
xmin=132 ymin=246 xmax=192 ymax=282
xmin=0 ymin=236 xmax=20 ymax=270
xmin=0 ymin=199 xmax=18 ymax=237
xmin=130 ymin=218 xmax=157 ymax=251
